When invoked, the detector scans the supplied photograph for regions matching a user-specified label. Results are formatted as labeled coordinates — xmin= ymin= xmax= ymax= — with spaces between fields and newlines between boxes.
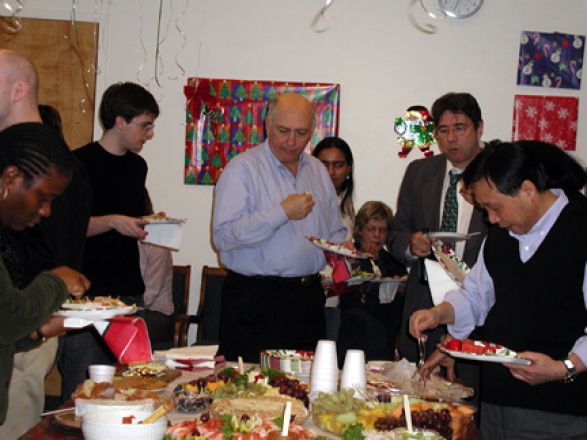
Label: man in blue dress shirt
xmin=213 ymin=93 xmax=346 ymax=362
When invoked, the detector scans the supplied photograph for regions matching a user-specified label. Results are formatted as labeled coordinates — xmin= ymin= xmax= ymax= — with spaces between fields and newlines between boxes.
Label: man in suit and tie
xmin=389 ymin=92 xmax=488 ymax=393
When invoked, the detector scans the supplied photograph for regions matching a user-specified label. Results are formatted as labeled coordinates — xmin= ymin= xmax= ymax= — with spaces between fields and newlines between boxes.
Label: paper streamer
xmin=311 ymin=0 xmax=335 ymax=33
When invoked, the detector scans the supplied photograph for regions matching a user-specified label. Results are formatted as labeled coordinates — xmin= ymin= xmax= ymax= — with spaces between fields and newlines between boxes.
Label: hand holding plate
xmin=410 ymin=231 xmax=432 ymax=257
xmin=504 ymin=351 xmax=564 ymax=386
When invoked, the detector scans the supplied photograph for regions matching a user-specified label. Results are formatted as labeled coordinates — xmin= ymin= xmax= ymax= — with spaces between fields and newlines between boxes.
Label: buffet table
xmin=19 ymin=369 xmax=482 ymax=439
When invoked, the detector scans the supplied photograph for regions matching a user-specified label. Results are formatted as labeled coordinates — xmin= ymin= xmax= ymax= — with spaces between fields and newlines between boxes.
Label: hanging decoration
xmin=512 ymin=95 xmax=578 ymax=151
xmin=517 ymin=31 xmax=585 ymax=90
xmin=311 ymin=0 xmax=335 ymax=33
xmin=183 ymin=78 xmax=340 ymax=185
xmin=0 ymin=0 xmax=23 ymax=33
xmin=408 ymin=0 xmax=444 ymax=34
xmin=394 ymin=107 xmax=435 ymax=158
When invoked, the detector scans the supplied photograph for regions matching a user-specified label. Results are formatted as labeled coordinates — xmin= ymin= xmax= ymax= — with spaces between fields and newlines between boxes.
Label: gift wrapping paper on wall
xmin=183 ymin=78 xmax=340 ymax=185
xmin=517 ymin=31 xmax=585 ymax=90
xmin=512 ymin=95 xmax=578 ymax=151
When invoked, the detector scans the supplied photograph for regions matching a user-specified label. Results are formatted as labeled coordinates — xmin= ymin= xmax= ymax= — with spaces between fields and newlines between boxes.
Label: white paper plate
xmin=144 ymin=218 xmax=184 ymax=224
xmin=61 ymin=302 xmax=126 ymax=310
xmin=428 ymin=232 xmax=480 ymax=241
xmin=345 ymin=275 xmax=375 ymax=286
xmin=55 ymin=307 xmax=136 ymax=321
xmin=307 ymin=236 xmax=372 ymax=259
xmin=439 ymin=346 xmax=532 ymax=366
xmin=369 ymin=277 xmax=408 ymax=284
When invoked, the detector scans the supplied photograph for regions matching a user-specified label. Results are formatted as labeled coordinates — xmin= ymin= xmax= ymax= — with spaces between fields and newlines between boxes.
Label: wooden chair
xmin=171 ymin=264 xmax=192 ymax=347
xmin=174 ymin=265 xmax=228 ymax=347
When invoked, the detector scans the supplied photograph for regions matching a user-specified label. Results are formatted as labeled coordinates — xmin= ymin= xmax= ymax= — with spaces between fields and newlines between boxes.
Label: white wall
xmin=6 ymin=0 xmax=587 ymax=337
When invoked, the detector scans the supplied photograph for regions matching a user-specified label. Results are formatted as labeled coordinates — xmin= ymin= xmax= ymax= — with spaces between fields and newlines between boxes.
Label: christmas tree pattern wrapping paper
xmin=517 ymin=30 xmax=585 ymax=90
xmin=512 ymin=94 xmax=578 ymax=151
xmin=183 ymin=78 xmax=340 ymax=185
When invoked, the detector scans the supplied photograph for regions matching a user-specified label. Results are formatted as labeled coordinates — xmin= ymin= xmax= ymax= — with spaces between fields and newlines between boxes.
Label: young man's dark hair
xmin=99 ymin=82 xmax=160 ymax=129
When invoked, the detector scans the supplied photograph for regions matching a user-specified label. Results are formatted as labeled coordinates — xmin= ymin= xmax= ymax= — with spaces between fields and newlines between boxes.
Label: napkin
xmin=324 ymin=251 xmax=352 ymax=283
xmin=62 ymin=315 xmax=153 ymax=364
xmin=154 ymin=345 xmax=218 ymax=360
xmin=425 ymin=259 xmax=460 ymax=305
xmin=143 ymin=222 xmax=183 ymax=251
xmin=99 ymin=316 xmax=153 ymax=364
xmin=154 ymin=345 xmax=221 ymax=370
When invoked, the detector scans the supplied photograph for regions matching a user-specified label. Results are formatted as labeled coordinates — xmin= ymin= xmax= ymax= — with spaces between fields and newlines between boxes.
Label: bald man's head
xmin=0 ymin=49 xmax=41 ymax=131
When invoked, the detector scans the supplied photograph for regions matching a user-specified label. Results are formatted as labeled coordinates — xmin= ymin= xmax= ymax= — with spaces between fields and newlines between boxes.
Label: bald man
xmin=0 ymin=49 xmax=41 ymax=130
xmin=212 ymin=93 xmax=346 ymax=362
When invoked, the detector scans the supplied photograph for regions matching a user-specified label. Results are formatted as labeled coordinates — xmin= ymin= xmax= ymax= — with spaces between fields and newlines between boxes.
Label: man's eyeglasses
xmin=436 ymin=123 xmax=470 ymax=138
xmin=133 ymin=121 xmax=156 ymax=131
xmin=320 ymin=160 xmax=348 ymax=169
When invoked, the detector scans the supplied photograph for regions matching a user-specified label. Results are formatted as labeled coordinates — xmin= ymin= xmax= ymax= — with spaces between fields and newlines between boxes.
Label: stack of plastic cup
xmin=340 ymin=349 xmax=366 ymax=395
xmin=310 ymin=340 xmax=339 ymax=396
xmin=88 ymin=364 xmax=116 ymax=384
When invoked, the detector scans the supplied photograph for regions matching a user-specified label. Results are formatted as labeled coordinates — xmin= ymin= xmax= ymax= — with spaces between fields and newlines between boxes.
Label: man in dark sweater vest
xmin=409 ymin=140 xmax=587 ymax=439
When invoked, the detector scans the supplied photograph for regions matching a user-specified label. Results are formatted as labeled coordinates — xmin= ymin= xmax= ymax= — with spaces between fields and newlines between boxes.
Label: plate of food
xmin=369 ymin=276 xmax=408 ymax=284
xmin=431 ymin=240 xmax=470 ymax=286
xmin=61 ymin=296 xmax=129 ymax=310
xmin=142 ymin=214 xmax=185 ymax=224
xmin=307 ymin=236 xmax=372 ymax=259
xmin=428 ymin=231 xmax=481 ymax=242
xmin=440 ymin=339 xmax=532 ymax=366
xmin=55 ymin=306 xmax=136 ymax=321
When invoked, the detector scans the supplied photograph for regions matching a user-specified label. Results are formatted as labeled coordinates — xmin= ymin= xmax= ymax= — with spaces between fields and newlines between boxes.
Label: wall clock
xmin=437 ymin=0 xmax=483 ymax=19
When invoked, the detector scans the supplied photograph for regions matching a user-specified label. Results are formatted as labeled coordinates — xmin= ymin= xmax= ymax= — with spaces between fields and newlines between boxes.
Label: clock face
xmin=437 ymin=0 xmax=484 ymax=19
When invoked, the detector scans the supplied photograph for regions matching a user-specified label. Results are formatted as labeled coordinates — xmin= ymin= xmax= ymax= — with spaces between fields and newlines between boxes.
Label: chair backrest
xmin=196 ymin=265 xmax=228 ymax=345
xmin=172 ymin=265 xmax=192 ymax=316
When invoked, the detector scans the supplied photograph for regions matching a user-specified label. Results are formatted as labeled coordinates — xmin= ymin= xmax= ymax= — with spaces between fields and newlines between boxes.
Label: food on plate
xmin=143 ymin=213 xmax=185 ymax=223
xmin=373 ymin=401 xmax=475 ymax=440
xmin=211 ymin=395 xmax=308 ymax=423
xmin=113 ymin=375 xmax=168 ymax=391
xmin=165 ymin=414 xmax=315 ymax=440
xmin=72 ymin=379 xmax=114 ymax=399
xmin=312 ymin=389 xmax=365 ymax=434
xmin=365 ymin=359 xmax=474 ymax=402
xmin=431 ymin=241 xmax=470 ymax=285
xmin=346 ymin=424 xmax=443 ymax=440
xmin=72 ymin=379 xmax=161 ymax=417
xmin=63 ymin=295 xmax=129 ymax=309
xmin=259 ymin=349 xmax=314 ymax=379
xmin=123 ymin=361 xmax=168 ymax=377
xmin=307 ymin=235 xmax=371 ymax=258
xmin=315 ymin=391 xmax=473 ymax=440
xmin=442 ymin=338 xmax=512 ymax=356
xmin=173 ymin=367 xmax=309 ymax=414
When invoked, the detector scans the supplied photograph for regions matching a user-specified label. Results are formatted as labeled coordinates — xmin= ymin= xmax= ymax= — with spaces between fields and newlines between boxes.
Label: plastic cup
xmin=310 ymin=340 xmax=338 ymax=394
xmin=88 ymin=364 xmax=116 ymax=384
xmin=340 ymin=349 xmax=366 ymax=393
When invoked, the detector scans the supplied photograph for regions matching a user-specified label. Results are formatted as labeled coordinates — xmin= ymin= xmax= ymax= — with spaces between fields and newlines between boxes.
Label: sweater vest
xmin=482 ymin=195 xmax=587 ymax=415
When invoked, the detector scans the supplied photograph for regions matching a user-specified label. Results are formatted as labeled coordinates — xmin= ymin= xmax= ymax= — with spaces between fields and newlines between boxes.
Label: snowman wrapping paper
xmin=517 ymin=31 xmax=585 ymax=90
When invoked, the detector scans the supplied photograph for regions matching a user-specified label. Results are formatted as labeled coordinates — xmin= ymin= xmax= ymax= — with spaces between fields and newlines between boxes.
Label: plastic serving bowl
xmin=81 ymin=409 xmax=167 ymax=440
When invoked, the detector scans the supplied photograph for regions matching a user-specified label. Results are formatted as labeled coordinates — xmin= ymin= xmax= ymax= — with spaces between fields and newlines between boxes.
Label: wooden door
xmin=0 ymin=17 xmax=99 ymax=149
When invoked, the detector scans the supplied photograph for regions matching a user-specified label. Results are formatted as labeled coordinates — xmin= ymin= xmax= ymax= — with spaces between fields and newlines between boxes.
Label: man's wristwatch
xmin=561 ymin=357 xmax=577 ymax=383
xmin=35 ymin=328 xmax=47 ymax=344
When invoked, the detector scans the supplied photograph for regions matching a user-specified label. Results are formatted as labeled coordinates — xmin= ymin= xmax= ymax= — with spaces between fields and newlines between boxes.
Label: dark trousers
xmin=144 ymin=309 xmax=174 ymax=351
xmin=218 ymin=271 xmax=326 ymax=363
xmin=481 ymin=402 xmax=587 ymax=440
